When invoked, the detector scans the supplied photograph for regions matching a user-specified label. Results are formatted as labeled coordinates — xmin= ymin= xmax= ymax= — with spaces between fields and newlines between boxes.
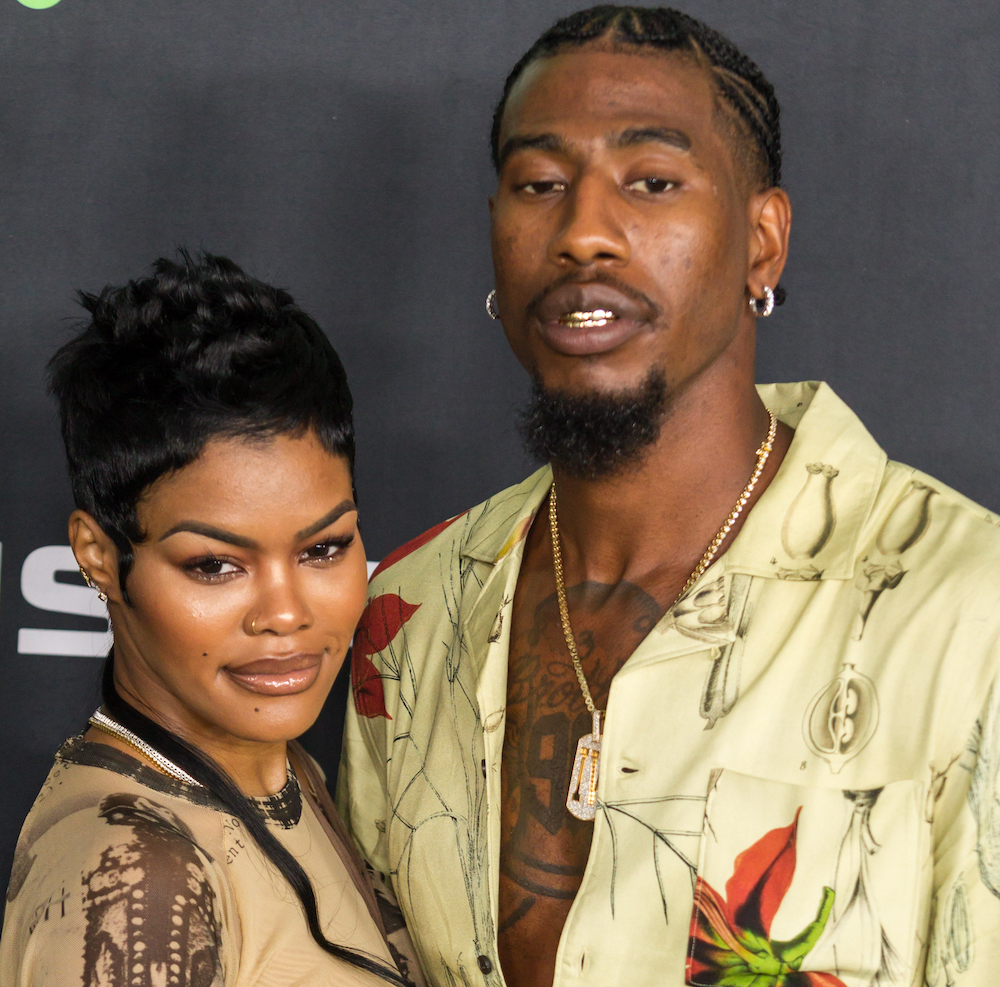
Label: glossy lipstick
xmin=225 ymin=653 xmax=323 ymax=696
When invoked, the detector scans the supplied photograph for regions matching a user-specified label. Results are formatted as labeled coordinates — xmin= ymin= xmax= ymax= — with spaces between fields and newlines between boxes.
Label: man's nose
xmin=548 ymin=173 xmax=630 ymax=268
xmin=245 ymin=566 xmax=314 ymax=636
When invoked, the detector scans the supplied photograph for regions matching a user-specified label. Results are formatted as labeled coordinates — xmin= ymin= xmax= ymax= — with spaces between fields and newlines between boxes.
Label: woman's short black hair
xmin=49 ymin=250 xmax=355 ymax=591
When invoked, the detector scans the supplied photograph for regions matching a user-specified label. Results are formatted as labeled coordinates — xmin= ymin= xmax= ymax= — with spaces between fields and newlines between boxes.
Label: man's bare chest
xmin=496 ymin=569 xmax=669 ymax=981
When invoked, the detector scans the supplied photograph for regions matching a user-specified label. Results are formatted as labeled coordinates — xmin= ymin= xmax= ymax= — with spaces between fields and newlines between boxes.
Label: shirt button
xmin=477 ymin=955 xmax=493 ymax=975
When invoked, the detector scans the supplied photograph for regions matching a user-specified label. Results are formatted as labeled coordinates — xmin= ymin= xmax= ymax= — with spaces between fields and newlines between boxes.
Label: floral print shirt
xmin=338 ymin=381 xmax=1000 ymax=987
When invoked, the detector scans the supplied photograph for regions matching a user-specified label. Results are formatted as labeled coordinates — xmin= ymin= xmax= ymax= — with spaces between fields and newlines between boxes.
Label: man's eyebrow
xmin=295 ymin=500 xmax=357 ymax=541
xmin=612 ymin=127 xmax=692 ymax=152
xmin=497 ymin=132 xmax=568 ymax=168
xmin=159 ymin=522 xmax=258 ymax=549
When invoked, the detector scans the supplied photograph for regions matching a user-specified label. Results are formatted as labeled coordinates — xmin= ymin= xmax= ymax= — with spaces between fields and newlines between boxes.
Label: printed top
xmin=338 ymin=381 xmax=1000 ymax=987
xmin=1 ymin=735 xmax=400 ymax=987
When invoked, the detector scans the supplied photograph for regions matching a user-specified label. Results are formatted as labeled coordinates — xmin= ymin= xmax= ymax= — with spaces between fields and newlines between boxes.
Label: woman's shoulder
xmin=16 ymin=736 xmax=227 ymax=858
xmin=2 ymin=739 xmax=234 ymax=986
xmin=6 ymin=735 xmax=234 ymax=906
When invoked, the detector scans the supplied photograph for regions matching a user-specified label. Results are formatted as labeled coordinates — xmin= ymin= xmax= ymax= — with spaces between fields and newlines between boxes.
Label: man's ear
xmin=747 ymin=187 xmax=792 ymax=299
xmin=69 ymin=511 xmax=122 ymax=604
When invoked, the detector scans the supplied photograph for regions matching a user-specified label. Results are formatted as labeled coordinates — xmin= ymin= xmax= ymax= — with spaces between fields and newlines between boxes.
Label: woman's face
xmin=94 ymin=430 xmax=366 ymax=750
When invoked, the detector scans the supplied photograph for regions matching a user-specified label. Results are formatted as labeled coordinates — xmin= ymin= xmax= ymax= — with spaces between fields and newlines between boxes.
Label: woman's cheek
xmin=321 ymin=559 xmax=369 ymax=642
xmin=140 ymin=574 xmax=244 ymax=654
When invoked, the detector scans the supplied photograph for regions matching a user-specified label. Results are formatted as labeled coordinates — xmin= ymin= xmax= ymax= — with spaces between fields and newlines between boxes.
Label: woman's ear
xmin=69 ymin=511 xmax=121 ymax=604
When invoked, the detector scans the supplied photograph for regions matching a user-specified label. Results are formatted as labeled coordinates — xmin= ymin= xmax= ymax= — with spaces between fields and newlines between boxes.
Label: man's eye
xmin=626 ymin=177 xmax=676 ymax=194
xmin=520 ymin=181 xmax=566 ymax=195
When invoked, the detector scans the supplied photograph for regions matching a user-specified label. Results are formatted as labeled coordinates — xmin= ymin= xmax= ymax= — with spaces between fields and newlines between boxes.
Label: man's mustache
xmin=524 ymin=270 xmax=661 ymax=322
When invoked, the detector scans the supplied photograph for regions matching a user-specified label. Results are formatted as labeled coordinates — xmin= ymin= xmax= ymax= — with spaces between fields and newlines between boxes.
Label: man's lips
xmin=533 ymin=283 xmax=654 ymax=357
xmin=225 ymin=653 xmax=323 ymax=696
xmin=539 ymin=317 xmax=647 ymax=356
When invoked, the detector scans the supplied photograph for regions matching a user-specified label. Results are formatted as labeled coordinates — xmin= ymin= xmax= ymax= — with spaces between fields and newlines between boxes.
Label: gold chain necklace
xmin=550 ymin=410 xmax=777 ymax=820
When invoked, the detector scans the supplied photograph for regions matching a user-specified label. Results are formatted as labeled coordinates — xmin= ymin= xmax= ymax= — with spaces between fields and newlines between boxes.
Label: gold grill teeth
xmin=558 ymin=309 xmax=618 ymax=327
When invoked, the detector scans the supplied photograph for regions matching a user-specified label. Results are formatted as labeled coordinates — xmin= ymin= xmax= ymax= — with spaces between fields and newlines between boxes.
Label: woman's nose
xmin=245 ymin=567 xmax=313 ymax=636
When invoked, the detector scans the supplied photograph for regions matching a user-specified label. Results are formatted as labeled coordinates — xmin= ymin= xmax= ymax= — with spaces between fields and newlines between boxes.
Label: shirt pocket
xmin=685 ymin=769 xmax=929 ymax=987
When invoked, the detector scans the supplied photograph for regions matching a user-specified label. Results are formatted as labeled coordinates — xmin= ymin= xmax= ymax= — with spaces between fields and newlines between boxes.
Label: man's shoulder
xmin=368 ymin=466 xmax=549 ymax=592
xmin=876 ymin=457 xmax=1000 ymax=604
xmin=881 ymin=458 xmax=1000 ymax=534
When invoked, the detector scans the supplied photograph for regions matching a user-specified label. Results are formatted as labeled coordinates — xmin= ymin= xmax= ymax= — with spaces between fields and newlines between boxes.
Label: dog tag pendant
xmin=566 ymin=710 xmax=603 ymax=821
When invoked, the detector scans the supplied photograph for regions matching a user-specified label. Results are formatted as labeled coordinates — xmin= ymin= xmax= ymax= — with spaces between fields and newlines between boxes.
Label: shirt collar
xmin=724 ymin=381 xmax=886 ymax=580
xmin=460 ymin=381 xmax=886 ymax=582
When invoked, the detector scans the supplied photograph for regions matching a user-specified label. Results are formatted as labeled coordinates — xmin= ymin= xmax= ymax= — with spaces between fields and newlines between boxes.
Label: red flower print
xmin=686 ymin=808 xmax=846 ymax=987
xmin=726 ymin=807 xmax=800 ymax=938
xmin=351 ymin=593 xmax=420 ymax=719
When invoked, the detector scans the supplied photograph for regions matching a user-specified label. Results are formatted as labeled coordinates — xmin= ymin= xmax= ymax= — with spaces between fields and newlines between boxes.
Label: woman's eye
xmin=626 ymin=177 xmax=676 ymax=194
xmin=187 ymin=558 xmax=241 ymax=579
xmin=520 ymin=180 xmax=566 ymax=195
xmin=302 ymin=536 xmax=353 ymax=562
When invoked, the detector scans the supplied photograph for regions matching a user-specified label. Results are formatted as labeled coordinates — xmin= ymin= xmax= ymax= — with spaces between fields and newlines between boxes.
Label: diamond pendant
xmin=566 ymin=710 xmax=603 ymax=821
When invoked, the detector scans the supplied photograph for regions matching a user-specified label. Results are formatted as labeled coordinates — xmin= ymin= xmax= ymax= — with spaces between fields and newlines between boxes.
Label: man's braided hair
xmin=490 ymin=5 xmax=786 ymax=304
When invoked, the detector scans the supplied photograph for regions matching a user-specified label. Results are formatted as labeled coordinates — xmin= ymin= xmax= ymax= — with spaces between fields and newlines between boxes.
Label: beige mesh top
xmin=1 ymin=735 xmax=407 ymax=987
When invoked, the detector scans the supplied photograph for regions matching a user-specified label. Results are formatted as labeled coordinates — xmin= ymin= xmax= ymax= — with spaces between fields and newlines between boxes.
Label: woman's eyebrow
xmin=157 ymin=500 xmax=357 ymax=547
xmin=295 ymin=500 xmax=357 ymax=541
xmin=158 ymin=522 xmax=258 ymax=549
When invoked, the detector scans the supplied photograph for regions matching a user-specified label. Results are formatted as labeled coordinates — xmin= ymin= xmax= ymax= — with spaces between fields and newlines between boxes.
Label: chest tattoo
xmin=498 ymin=577 xmax=665 ymax=974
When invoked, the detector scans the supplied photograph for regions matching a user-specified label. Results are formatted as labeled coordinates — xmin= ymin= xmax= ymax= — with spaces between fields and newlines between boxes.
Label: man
xmin=338 ymin=7 xmax=1000 ymax=986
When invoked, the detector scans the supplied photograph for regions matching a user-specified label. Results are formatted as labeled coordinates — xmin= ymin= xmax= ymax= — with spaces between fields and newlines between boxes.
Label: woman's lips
xmin=225 ymin=653 xmax=323 ymax=696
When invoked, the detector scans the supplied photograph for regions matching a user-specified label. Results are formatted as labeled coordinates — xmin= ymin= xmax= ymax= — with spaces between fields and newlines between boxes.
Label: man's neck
xmin=549 ymin=377 xmax=792 ymax=595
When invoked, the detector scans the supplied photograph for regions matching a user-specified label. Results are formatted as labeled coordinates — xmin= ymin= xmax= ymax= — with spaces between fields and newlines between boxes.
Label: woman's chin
xmin=195 ymin=677 xmax=335 ymax=746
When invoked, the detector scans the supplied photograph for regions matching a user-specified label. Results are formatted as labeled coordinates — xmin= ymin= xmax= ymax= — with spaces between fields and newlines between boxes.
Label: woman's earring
xmin=486 ymin=289 xmax=499 ymax=320
xmin=79 ymin=565 xmax=108 ymax=603
xmin=749 ymin=285 xmax=775 ymax=318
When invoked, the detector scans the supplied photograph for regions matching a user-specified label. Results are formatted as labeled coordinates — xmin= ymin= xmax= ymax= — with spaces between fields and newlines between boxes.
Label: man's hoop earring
xmin=486 ymin=289 xmax=499 ymax=320
xmin=749 ymin=285 xmax=775 ymax=318
xmin=79 ymin=565 xmax=108 ymax=603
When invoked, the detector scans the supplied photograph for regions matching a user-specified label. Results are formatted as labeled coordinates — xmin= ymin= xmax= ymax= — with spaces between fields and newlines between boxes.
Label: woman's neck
xmin=85 ymin=722 xmax=290 ymax=796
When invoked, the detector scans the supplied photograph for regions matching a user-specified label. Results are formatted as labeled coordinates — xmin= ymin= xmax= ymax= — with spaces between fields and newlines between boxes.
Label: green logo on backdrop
xmin=17 ymin=0 xmax=62 ymax=8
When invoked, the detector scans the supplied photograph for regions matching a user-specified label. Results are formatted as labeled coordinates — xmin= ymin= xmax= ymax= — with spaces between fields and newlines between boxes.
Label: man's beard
xmin=518 ymin=369 xmax=669 ymax=480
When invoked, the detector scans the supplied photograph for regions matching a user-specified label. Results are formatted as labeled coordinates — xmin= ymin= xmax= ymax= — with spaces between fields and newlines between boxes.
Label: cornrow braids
xmin=489 ymin=4 xmax=786 ymax=304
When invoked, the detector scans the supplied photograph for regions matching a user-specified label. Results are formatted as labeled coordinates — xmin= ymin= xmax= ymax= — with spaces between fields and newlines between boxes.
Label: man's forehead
xmin=502 ymin=47 xmax=717 ymax=138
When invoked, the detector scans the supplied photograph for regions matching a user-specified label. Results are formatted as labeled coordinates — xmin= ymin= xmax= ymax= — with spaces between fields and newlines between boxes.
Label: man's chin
xmin=518 ymin=369 xmax=669 ymax=481
xmin=529 ymin=361 xmax=656 ymax=403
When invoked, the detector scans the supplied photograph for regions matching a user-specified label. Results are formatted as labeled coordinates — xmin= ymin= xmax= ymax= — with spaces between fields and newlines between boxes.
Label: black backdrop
xmin=2 ymin=0 xmax=999 ymax=889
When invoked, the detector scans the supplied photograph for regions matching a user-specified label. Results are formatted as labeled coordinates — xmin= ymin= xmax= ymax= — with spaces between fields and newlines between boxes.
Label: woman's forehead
xmin=137 ymin=432 xmax=353 ymax=536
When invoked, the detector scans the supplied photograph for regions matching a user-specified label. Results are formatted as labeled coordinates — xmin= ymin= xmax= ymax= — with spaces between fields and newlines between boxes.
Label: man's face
xmin=491 ymin=47 xmax=758 ymax=400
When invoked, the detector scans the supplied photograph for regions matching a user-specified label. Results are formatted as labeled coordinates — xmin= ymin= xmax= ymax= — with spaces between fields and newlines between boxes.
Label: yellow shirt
xmin=338 ymin=381 xmax=1000 ymax=987
xmin=2 ymin=736 xmax=398 ymax=987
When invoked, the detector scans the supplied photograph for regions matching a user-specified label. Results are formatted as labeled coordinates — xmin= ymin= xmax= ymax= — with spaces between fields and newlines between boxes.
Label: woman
xmin=0 ymin=252 xmax=423 ymax=987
